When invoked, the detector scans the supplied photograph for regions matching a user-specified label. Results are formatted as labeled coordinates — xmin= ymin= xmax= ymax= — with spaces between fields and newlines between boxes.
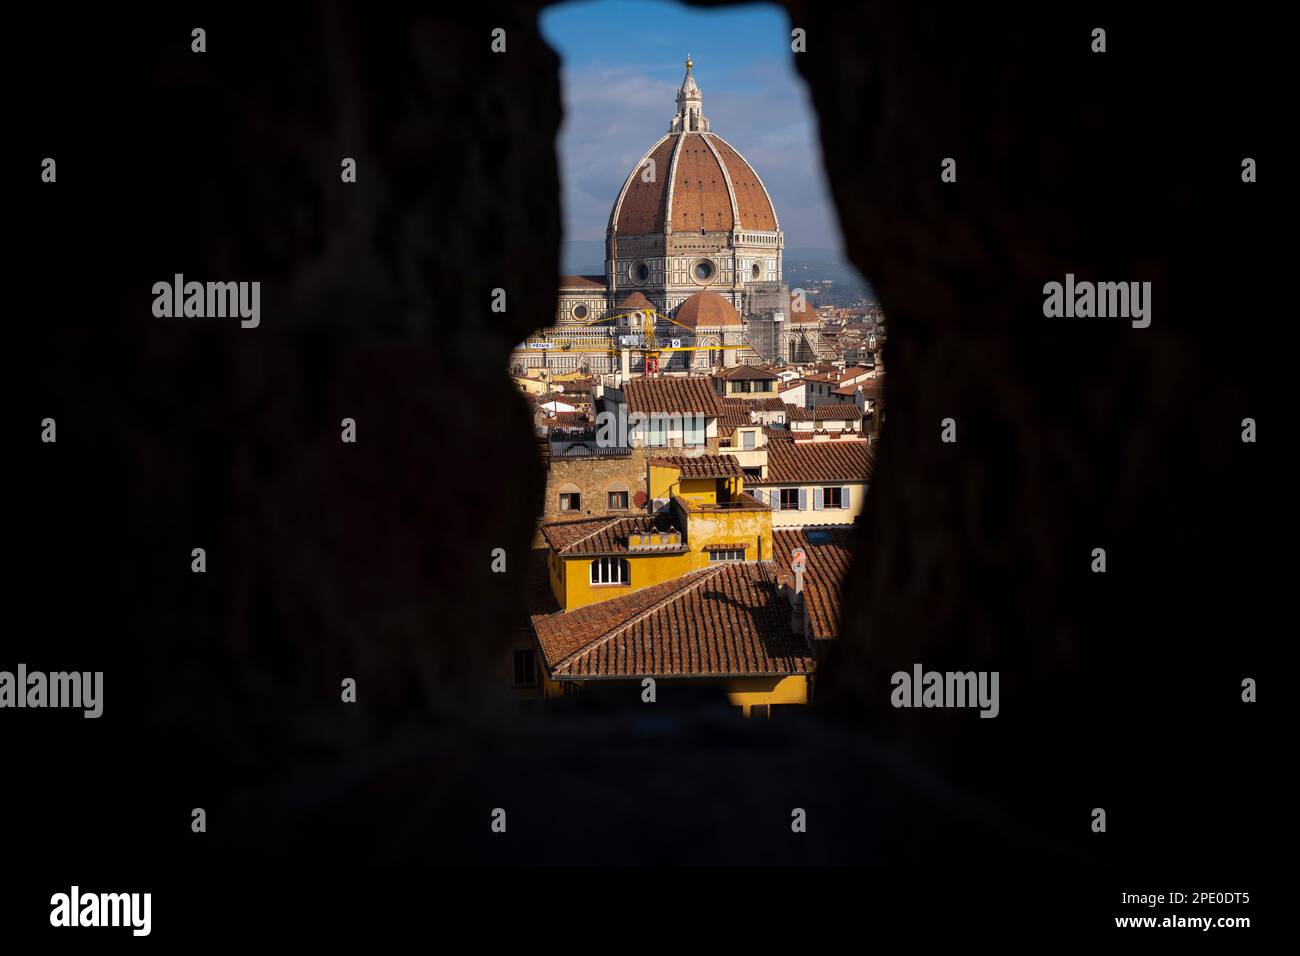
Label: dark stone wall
xmin=12 ymin=1 xmax=1278 ymax=874
xmin=16 ymin=1 xmax=559 ymax=860
xmin=784 ymin=2 xmax=1280 ymax=866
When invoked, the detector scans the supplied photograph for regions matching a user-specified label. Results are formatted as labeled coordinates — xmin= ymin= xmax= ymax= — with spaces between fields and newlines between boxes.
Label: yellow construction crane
xmin=558 ymin=306 xmax=764 ymax=376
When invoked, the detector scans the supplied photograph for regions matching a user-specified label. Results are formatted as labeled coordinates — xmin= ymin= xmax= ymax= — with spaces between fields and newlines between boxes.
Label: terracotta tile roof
xmin=647 ymin=454 xmax=744 ymax=478
xmin=752 ymin=441 xmax=875 ymax=485
xmin=540 ymin=514 xmax=682 ymax=556
xmin=615 ymin=291 xmax=656 ymax=312
xmin=721 ymin=398 xmax=794 ymax=431
xmin=532 ymin=563 xmax=813 ymax=678
xmin=715 ymin=365 xmax=779 ymax=380
xmin=554 ymin=377 xmax=596 ymax=392
xmin=675 ymin=290 xmax=741 ymax=328
xmin=708 ymin=135 xmax=778 ymax=231
xmin=546 ymin=410 xmax=590 ymax=425
xmin=560 ymin=275 xmax=607 ymax=290
xmin=619 ymin=377 xmax=723 ymax=416
xmin=538 ymin=393 xmax=582 ymax=407
xmin=783 ymin=403 xmax=810 ymax=421
xmin=670 ymin=134 xmax=735 ymax=234
xmin=811 ymin=403 xmax=861 ymax=421
xmin=722 ymin=395 xmax=786 ymax=414
xmin=788 ymin=292 xmax=818 ymax=323
xmin=720 ymin=403 xmax=754 ymax=429
xmin=763 ymin=426 xmax=795 ymax=442
xmin=614 ymin=136 xmax=677 ymax=233
xmin=774 ymin=528 xmax=855 ymax=640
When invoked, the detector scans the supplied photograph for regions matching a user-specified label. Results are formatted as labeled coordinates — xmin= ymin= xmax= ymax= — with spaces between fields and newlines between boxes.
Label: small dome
xmin=676 ymin=290 xmax=742 ymax=328
xmin=788 ymin=292 xmax=818 ymax=324
xmin=616 ymin=291 xmax=656 ymax=313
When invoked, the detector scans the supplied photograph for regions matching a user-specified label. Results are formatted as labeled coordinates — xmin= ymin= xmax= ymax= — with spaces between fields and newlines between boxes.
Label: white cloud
xmin=555 ymin=60 xmax=840 ymax=250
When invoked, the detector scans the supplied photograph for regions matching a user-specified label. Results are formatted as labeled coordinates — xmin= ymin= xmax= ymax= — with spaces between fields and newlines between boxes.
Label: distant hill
xmin=561 ymin=239 xmax=605 ymax=276
xmin=783 ymin=248 xmax=876 ymax=306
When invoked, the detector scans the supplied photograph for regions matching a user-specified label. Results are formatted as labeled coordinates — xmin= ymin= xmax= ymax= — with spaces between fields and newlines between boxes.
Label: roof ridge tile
xmin=551 ymin=566 xmax=726 ymax=673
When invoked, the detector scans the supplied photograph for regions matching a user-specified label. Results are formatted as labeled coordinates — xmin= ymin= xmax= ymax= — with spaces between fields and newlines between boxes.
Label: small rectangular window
xmin=780 ymin=488 xmax=800 ymax=511
xmin=709 ymin=548 xmax=745 ymax=563
xmin=607 ymin=491 xmax=629 ymax=510
xmin=590 ymin=556 xmax=630 ymax=585
xmin=559 ymin=492 xmax=581 ymax=512
xmin=513 ymin=649 xmax=536 ymax=687
xmin=742 ymin=431 xmax=756 ymax=450
xmin=684 ymin=415 xmax=705 ymax=447
xmin=824 ymin=486 xmax=844 ymax=509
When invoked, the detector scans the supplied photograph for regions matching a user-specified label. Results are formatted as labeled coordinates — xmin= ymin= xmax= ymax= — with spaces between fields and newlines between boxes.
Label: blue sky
xmin=540 ymin=0 xmax=843 ymax=252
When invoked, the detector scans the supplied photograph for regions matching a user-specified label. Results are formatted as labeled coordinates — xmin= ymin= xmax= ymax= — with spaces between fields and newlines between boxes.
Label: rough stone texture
xmin=17 ymin=2 xmax=559 ymax=860
xmin=783 ymin=2 xmax=1279 ymax=865
xmin=14 ymin=2 xmax=1278 ymax=873
xmin=540 ymin=451 xmax=647 ymax=521
xmin=539 ymin=435 xmax=722 ymax=520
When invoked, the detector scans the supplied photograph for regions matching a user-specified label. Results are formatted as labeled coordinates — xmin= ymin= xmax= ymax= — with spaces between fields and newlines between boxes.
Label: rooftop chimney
xmin=790 ymin=547 xmax=806 ymax=594
xmin=787 ymin=547 xmax=808 ymax=637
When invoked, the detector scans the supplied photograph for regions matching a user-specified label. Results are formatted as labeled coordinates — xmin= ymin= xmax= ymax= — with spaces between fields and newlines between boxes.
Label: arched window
xmin=590 ymin=556 xmax=630 ymax=585
xmin=558 ymin=482 xmax=583 ymax=513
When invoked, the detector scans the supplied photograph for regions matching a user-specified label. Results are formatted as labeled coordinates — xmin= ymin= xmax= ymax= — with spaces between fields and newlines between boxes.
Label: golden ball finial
xmin=685 ymin=54 xmax=693 ymax=70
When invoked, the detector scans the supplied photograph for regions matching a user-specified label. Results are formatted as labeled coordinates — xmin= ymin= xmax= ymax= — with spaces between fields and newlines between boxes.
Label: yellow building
xmin=530 ymin=562 xmax=812 ymax=716
xmin=531 ymin=454 xmax=812 ymax=715
xmin=542 ymin=454 xmax=773 ymax=611
xmin=512 ymin=374 xmax=550 ymax=397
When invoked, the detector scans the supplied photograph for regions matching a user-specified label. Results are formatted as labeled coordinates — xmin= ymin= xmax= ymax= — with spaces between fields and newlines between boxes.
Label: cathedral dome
xmin=675 ymin=290 xmax=742 ymax=328
xmin=609 ymin=59 xmax=779 ymax=238
xmin=611 ymin=133 xmax=778 ymax=235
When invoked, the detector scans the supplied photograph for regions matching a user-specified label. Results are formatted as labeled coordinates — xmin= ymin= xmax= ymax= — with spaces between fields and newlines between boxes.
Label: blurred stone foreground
xmin=215 ymin=696 xmax=1061 ymax=865
xmin=15 ymin=3 xmax=1275 ymax=868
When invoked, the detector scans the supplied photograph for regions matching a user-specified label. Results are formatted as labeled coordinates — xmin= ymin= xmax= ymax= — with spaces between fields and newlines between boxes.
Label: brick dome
xmin=611 ymin=132 xmax=777 ymax=236
xmin=615 ymin=291 xmax=656 ymax=312
xmin=788 ymin=291 xmax=819 ymax=325
xmin=675 ymin=290 xmax=742 ymax=328
xmin=609 ymin=59 xmax=778 ymax=238
xmin=600 ymin=57 xmax=784 ymax=343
